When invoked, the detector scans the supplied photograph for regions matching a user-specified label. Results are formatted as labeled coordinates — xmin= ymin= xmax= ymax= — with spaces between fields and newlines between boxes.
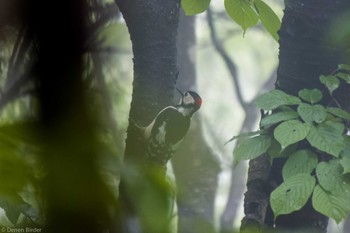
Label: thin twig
xmin=207 ymin=7 xmax=247 ymax=108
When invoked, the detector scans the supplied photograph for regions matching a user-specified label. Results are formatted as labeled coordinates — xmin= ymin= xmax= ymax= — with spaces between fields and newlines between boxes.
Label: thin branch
xmin=0 ymin=74 xmax=31 ymax=113
xmin=5 ymin=26 xmax=32 ymax=91
xmin=207 ymin=7 xmax=247 ymax=108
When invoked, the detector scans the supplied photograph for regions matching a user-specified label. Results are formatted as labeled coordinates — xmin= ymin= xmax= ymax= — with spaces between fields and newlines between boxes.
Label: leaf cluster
xmin=181 ymin=0 xmax=281 ymax=41
xmin=232 ymin=64 xmax=350 ymax=223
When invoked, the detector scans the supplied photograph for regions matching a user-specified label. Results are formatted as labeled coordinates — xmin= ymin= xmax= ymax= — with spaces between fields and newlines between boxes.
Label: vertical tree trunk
xmin=172 ymin=10 xmax=220 ymax=233
xmin=115 ymin=0 xmax=181 ymax=232
xmin=27 ymin=0 xmax=114 ymax=232
xmin=242 ymin=0 xmax=350 ymax=232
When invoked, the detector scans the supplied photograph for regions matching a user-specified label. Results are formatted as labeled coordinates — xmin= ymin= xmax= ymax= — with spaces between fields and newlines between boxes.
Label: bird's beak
xmin=176 ymin=87 xmax=184 ymax=97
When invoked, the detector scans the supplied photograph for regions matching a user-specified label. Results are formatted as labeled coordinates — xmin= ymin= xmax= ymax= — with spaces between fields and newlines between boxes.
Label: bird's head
xmin=177 ymin=89 xmax=202 ymax=111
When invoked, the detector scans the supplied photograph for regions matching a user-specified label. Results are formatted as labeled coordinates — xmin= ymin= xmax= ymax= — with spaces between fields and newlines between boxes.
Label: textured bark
xmin=116 ymin=0 xmax=180 ymax=166
xmin=241 ymin=155 xmax=272 ymax=233
xmin=115 ymin=0 xmax=181 ymax=232
xmin=172 ymin=10 xmax=220 ymax=233
xmin=242 ymin=0 xmax=350 ymax=232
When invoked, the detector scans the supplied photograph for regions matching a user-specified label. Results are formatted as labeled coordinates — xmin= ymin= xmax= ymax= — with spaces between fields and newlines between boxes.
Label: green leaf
xmin=254 ymin=0 xmax=281 ymax=41
xmin=181 ymin=0 xmax=211 ymax=15
xmin=340 ymin=136 xmax=350 ymax=174
xmin=270 ymin=174 xmax=316 ymax=218
xmin=327 ymin=107 xmax=350 ymax=121
xmin=282 ymin=150 xmax=318 ymax=180
xmin=274 ymin=120 xmax=310 ymax=149
xmin=226 ymin=130 xmax=265 ymax=144
xmin=267 ymin=139 xmax=297 ymax=159
xmin=312 ymin=185 xmax=350 ymax=223
xmin=255 ymin=90 xmax=301 ymax=110
xmin=306 ymin=121 xmax=345 ymax=157
xmin=233 ymin=135 xmax=271 ymax=161
xmin=340 ymin=155 xmax=350 ymax=174
xmin=316 ymin=160 xmax=344 ymax=192
xmin=336 ymin=72 xmax=350 ymax=83
xmin=225 ymin=0 xmax=259 ymax=33
xmin=298 ymin=89 xmax=323 ymax=104
xmin=260 ymin=110 xmax=299 ymax=128
xmin=320 ymin=75 xmax=340 ymax=94
xmin=297 ymin=103 xmax=326 ymax=124
xmin=338 ymin=64 xmax=350 ymax=71
xmin=0 ymin=194 xmax=31 ymax=225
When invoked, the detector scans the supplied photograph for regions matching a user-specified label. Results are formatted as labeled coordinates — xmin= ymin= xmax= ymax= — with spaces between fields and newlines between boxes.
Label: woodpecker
xmin=143 ymin=90 xmax=202 ymax=165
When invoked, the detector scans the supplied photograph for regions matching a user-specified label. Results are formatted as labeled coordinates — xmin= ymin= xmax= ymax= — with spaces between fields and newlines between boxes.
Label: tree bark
xmin=172 ymin=10 xmax=220 ymax=233
xmin=115 ymin=0 xmax=181 ymax=232
xmin=242 ymin=0 xmax=350 ymax=232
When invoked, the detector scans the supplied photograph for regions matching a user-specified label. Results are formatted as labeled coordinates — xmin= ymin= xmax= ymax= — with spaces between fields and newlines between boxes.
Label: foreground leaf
xmin=225 ymin=0 xmax=259 ymax=32
xmin=338 ymin=64 xmax=350 ymax=71
xmin=255 ymin=90 xmax=301 ymax=110
xmin=316 ymin=160 xmax=344 ymax=192
xmin=182 ymin=0 xmax=211 ymax=15
xmin=298 ymin=89 xmax=323 ymax=104
xmin=297 ymin=103 xmax=326 ymax=124
xmin=336 ymin=72 xmax=350 ymax=83
xmin=274 ymin=120 xmax=309 ymax=149
xmin=260 ymin=110 xmax=299 ymax=128
xmin=327 ymin=107 xmax=350 ymax=121
xmin=254 ymin=0 xmax=281 ymax=41
xmin=312 ymin=185 xmax=350 ymax=223
xmin=320 ymin=75 xmax=340 ymax=94
xmin=271 ymin=174 xmax=315 ymax=218
xmin=233 ymin=135 xmax=271 ymax=161
xmin=226 ymin=130 xmax=265 ymax=144
xmin=282 ymin=150 xmax=318 ymax=180
xmin=306 ymin=121 xmax=345 ymax=157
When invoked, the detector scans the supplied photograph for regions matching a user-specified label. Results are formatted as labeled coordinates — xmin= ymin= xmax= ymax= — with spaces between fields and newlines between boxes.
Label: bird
xmin=143 ymin=90 xmax=202 ymax=166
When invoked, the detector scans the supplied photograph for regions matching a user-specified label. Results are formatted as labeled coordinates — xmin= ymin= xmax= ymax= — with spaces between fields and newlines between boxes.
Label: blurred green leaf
xmin=0 ymin=194 xmax=31 ymax=224
xmin=181 ymin=0 xmax=210 ymax=15
xmin=225 ymin=0 xmax=259 ymax=33
xmin=254 ymin=0 xmax=281 ymax=41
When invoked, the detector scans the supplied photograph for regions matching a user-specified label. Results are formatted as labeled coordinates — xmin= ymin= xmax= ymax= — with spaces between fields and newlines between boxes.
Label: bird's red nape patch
xmin=195 ymin=97 xmax=202 ymax=107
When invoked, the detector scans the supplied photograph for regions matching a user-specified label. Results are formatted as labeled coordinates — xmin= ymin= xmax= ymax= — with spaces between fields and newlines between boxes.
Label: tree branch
xmin=207 ymin=7 xmax=246 ymax=108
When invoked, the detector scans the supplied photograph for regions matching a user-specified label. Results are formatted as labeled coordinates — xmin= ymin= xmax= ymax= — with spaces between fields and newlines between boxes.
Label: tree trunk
xmin=172 ymin=10 xmax=220 ymax=233
xmin=242 ymin=0 xmax=350 ymax=232
xmin=27 ymin=0 xmax=114 ymax=232
xmin=115 ymin=0 xmax=181 ymax=232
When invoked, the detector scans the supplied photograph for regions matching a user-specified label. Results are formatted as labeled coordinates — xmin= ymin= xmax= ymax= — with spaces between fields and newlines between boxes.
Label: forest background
xmin=0 ymin=0 xmax=350 ymax=233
